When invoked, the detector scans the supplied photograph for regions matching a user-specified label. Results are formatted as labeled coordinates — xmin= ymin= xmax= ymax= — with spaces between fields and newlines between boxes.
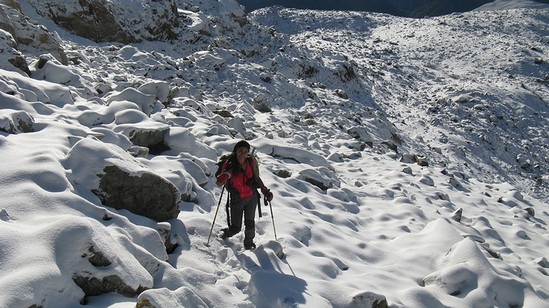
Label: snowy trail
xmin=1 ymin=1 xmax=548 ymax=307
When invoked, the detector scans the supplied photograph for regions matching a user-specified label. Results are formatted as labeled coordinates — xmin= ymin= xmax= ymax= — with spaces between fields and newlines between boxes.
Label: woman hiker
xmin=216 ymin=140 xmax=273 ymax=249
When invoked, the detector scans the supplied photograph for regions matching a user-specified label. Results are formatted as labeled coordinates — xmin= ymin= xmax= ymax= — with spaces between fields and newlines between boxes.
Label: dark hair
xmin=233 ymin=140 xmax=250 ymax=153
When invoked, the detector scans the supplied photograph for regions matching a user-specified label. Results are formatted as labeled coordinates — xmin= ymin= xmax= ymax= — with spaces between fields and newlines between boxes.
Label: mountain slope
xmin=0 ymin=0 xmax=548 ymax=307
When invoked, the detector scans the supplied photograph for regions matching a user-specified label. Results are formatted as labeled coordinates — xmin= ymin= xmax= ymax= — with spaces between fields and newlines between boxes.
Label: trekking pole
xmin=265 ymin=197 xmax=278 ymax=241
xmin=206 ymin=186 xmax=225 ymax=246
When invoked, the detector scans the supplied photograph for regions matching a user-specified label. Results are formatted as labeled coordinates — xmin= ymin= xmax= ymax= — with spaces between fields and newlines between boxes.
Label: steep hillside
xmin=0 ymin=0 xmax=548 ymax=307
xmin=248 ymin=7 xmax=549 ymax=201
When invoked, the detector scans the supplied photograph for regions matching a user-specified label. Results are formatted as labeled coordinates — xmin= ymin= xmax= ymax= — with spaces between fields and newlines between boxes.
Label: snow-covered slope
xmin=476 ymin=0 xmax=549 ymax=10
xmin=0 ymin=0 xmax=548 ymax=307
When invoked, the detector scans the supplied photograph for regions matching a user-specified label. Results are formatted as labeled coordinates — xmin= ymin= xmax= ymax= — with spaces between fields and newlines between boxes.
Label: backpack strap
xmin=246 ymin=156 xmax=265 ymax=218
xmin=248 ymin=156 xmax=265 ymax=190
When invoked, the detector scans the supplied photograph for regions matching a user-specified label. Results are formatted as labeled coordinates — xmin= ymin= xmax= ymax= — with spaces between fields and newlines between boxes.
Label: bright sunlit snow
xmin=0 ymin=0 xmax=548 ymax=307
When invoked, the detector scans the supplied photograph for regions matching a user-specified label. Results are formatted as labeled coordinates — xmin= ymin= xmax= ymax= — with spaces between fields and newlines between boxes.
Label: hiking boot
xmin=244 ymin=242 xmax=256 ymax=250
xmin=220 ymin=228 xmax=231 ymax=239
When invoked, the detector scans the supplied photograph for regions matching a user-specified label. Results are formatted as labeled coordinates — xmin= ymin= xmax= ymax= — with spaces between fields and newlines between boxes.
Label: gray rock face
xmin=0 ymin=2 xmax=67 ymax=65
xmin=26 ymin=0 xmax=180 ymax=43
xmin=93 ymin=165 xmax=181 ymax=222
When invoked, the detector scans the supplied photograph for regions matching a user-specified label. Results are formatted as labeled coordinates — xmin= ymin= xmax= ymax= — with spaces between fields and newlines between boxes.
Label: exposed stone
xmin=27 ymin=0 xmax=180 ymax=44
xmin=402 ymin=166 xmax=413 ymax=175
xmin=73 ymin=273 xmax=148 ymax=297
xmin=0 ymin=110 xmax=34 ymax=133
xmin=272 ymin=168 xmax=292 ymax=179
xmin=0 ymin=28 xmax=30 ymax=74
xmin=155 ymin=222 xmax=177 ymax=254
xmin=335 ymin=88 xmax=348 ymax=99
xmin=298 ymin=168 xmax=337 ymax=190
xmin=259 ymin=72 xmax=272 ymax=83
xmin=452 ymin=208 xmax=463 ymax=222
xmin=253 ymin=94 xmax=272 ymax=113
xmin=93 ymin=165 xmax=180 ymax=222
xmin=213 ymin=109 xmax=234 ymax=118
xmin=420 ymin=175 xmax=434 ymax=186
xmin=0 ymin=3 xmax=67 ymax=65
xmin=349 ymin=291 xmax=388 ymax=308
xmin=82 ymin=245 xmax=111 ymax=267
xmin=114 ymin=123 xmax=170 ymax=149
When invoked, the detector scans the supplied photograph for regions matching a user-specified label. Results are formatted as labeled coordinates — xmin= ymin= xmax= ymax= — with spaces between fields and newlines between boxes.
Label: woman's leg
xmin=228 ymin=195 xmax=244 ymax=236
xmin=243 ymin=193 xmax=258 ymax=248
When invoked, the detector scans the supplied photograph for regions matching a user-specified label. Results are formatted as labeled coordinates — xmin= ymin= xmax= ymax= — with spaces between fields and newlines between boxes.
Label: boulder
xmin=114 ymin=122 xmax=170 ymax=149
xmin=0 ymin=109 xmax=34 ymax=133
xmin=349 ymin=291 xmax=388 ymax=308
xmin=93 ymin=165 xmax=180 ymax=222
xmin=65 ymin=138 xmax=181 ymax=222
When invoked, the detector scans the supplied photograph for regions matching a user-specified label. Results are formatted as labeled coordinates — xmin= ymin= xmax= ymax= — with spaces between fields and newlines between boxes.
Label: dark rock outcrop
xmin=93 ymin=165 xmax=180 ymax=222
xmin=27 ymin=0 xmax=180 ymax=43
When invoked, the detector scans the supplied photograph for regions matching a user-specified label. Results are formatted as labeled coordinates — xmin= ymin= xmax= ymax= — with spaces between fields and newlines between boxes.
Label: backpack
xmin=215 ymin=153 xmax=234 ymax=177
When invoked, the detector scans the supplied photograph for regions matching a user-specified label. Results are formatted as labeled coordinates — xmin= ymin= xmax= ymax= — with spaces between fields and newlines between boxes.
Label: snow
xmin=1 ymin=0 xmax=548 ymax=307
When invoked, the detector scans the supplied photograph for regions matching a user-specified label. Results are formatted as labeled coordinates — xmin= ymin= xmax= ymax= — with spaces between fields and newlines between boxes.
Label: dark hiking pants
xmin=228 ymin=192 xmax=258 ymax=245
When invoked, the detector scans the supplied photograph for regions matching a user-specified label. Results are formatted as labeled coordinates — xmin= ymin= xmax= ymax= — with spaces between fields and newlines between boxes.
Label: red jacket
xmin=224 ymin=159 xmax=255 ymax=199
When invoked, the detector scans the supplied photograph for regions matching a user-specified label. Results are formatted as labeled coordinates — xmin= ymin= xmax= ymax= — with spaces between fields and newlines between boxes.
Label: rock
xmin=136 ymin=287 xmax=208 ymax=308
xmin=114 ymin=122 xmax=170 ymax=149
xmin=328 ymin=152 xmax=345 ymax=162
xmin=298 ymin=168 xmax=338 ymax=190
xmin=534 ymin=257 xmax=548 ymax=268
xmin=0 ymin=209 xmax=12 ymax=221
xmin=402 ymin=166 xmax=413 ymax=175
xmin=0 ymin=3 xmax=67 ymax=65
xmin=259 ymin=72 xmax=272 ymax=82
xmin=452 ymin=208 xmax=463 ymax=222
xmin=349 ymin=291 xmax=388 ymax=308
xmin=138 ymin=81 xmax=171 ymax=105
xmin=0 ymin=110 xmax=34 ymax=133
xmin=27 ymin=0 xmax=180 ymax=43
xmin=93 ymin=165 xmax=180 ymax=222
xmin=253 ymin=95 xmax=272 ymax=113
xmin=272 ymin=168 xmax=292 ymax=178
xmin=400 ymin=153 xmax=416 ymax=164
xmin=420 ymin=175 xmax=435 ymax=186
xmin=213 ymin=109 xmax=234 ymax=118
xmin=66 ymin=136 xmax=182 ymax=223
xmin=155 ymin=222 xmax=177 ymax=254
xmin=335 ymin=88 xmax=348 ymax=99
xmin=83 ymin=245 xmax=111 ymax=267
xmin=72 ymin=273 xmax=148 ymax=298
xmin=106 ymin=87 xmax=161 ymax=116
xmin=0 ymin=29 xmax=30 ymax=74
xmin=416 ymin=155 xmax=429 ymax=166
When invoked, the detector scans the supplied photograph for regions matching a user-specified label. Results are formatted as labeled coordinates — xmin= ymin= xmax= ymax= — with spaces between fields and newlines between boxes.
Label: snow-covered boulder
xmin=65 ymin=138 xmax=181 ymax=222
xmin=0 ymin=109 xmax=34 ymax=133
xmin=114 ymin=121 xmax=170 ymax=150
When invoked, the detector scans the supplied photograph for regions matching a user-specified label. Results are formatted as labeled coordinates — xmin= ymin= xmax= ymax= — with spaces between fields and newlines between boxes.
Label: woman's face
xmin=236 ymin=147 xmax=249 ymax=164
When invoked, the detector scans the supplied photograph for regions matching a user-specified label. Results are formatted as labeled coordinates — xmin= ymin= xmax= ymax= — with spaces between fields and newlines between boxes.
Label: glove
xmin=217 ymin=172 xmax=231 ymax=186
xmin=261 ymin=186 xmax=273 ymax=201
